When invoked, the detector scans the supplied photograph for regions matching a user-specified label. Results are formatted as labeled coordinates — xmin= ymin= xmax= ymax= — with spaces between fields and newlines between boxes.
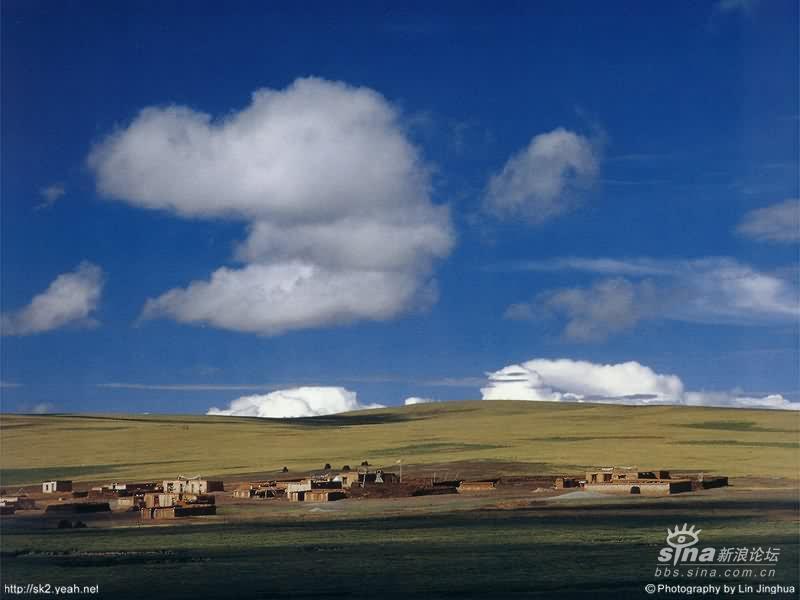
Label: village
xmin=0 ymin=463 xmax=729 ymax=525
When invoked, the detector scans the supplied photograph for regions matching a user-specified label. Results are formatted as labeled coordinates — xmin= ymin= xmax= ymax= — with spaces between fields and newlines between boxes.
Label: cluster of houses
xmin=8 ymin=476 xmax=225 ymax=519
xmin=233 ymin=467 xmax=400 ymax=503
xmin=555 ymin=466 xmax=728 ymax=496
xmin=232 ymin=467 xmax=501 ymax=503
xmin=0 ymin=492 xmax=36 ymax=514
xmin=0 ymin=464 xmax=729 ymax=518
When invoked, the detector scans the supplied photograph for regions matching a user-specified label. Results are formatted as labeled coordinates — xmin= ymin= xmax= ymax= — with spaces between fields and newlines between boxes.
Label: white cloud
xmin=207 ymin=386 xmax=383 ymax=418
xmin=404 ymin=396 xmax=437 ymax=405
xmin=0 ymin=381 xmax=22 ymax=388
xmin=484 ymin=128 xmax=599 ymax=224
xmin=736 ymin=199 xmax=800 ymax=243
xmin=683 ymin=391 xmax=796 ymax=410
xmin=481 ymin=358 xmax=798 ymax=410
xmin=31 ymin=403 xmax=56 ymax=414
xmin=481 ymin=364 xmax=567 ymax=402
xmin=499 ymin=257 xmax=672 ymax=276
xmin=88 ymin=78 xmax=453 ymax=335
xmin=481 ymin=359 xmax=682 ymax=403
xmin=141 ymin=262 xmax=435 ymax=335
xmin=505 ymin=257 xmax=799 ymax=340
xmin=1 ymin=262 xmax=104 ymax=336
xmin=537 ymin=277 xmax=660 ymax=341
xmin=36 ymin=184 xmax=65 ymax=209
xmin=523 ymin=358 xmax=685 ymax=399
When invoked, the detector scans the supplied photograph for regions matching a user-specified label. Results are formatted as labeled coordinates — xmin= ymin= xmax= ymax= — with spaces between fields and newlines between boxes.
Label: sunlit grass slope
xmin=1 ymin=401 xmax=798 ymax=485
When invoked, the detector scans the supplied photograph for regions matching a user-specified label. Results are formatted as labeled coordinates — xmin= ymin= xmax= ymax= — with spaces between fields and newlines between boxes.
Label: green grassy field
xmin=2 ymin=491 xmax=798 ymax=598
xmin=1 ymin=401 xmax=799 ymax=485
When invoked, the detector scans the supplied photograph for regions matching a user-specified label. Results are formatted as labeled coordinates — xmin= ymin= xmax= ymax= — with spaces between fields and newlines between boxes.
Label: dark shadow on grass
xmin=679 ymin=420 xmax=797 ymax=433
xmin=679 ymin=439 xmax=799 ymax=449
xmin=281 ymin=413 xmax=414 ymax=427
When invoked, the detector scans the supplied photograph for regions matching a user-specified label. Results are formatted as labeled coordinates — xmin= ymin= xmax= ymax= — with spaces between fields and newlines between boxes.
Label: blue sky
xmin=2 ymin=0 xmax=798 ymax=415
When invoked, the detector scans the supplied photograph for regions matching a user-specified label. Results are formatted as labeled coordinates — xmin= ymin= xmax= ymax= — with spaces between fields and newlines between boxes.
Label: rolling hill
xmin=1 ymin=400 xmax=798 ymax=486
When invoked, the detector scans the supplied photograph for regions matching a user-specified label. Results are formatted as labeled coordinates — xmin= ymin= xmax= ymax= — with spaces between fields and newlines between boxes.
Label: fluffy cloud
xmin=1 ymin=262 xmax=104 ymax=336
xmin=404 ymin=396 xmax=437 ymax=405
xmin=534 ymin=278 xmax=660 ymax=341
xmin=481 ymin=359 xmax=683 ymax=403
xmin=89 ymin=78 xmax=453 ymax=335
xmin=736 ymin=199 xmax=800 ymax=243
xmin=481 ymin=358 xmax=797 ymax=410
xmin=484 ymin=128 xmax=599 ymax=224
xmin=481 ymin=364 xmax=568 ymax=402
xmin=207 ymin=386 xmax=383 ymax=418
xmin=505 ymin=257 xmax=799 ymax=340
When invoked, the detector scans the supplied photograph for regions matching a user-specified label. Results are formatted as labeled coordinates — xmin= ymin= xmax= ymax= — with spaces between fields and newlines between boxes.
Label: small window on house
xmin=603 ymin=474 xmax=612 ymax=482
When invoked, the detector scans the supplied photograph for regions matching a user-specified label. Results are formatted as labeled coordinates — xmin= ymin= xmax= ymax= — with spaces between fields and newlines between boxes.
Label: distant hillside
xmin=1 ymin=401 xmax=798 ymax=486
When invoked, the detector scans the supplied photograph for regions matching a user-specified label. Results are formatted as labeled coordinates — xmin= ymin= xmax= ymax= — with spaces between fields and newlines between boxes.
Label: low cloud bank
xmin=404 ymin=396 xmax=437 ymax=405
xmin=207 ymin=386 xmax=384 ymax=418
xmin=481 ymin=358 xmax=798 ymax=410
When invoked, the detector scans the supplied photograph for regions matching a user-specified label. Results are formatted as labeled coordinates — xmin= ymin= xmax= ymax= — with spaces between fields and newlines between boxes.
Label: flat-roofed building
xmin=42 ymin=481 xmax=72 ymax=493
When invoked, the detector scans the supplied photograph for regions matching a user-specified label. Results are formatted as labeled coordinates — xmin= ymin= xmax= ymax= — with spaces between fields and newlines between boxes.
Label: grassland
xmin=1 ymin=401 xmax=799 ymax=485
xmin=2 ymin=491 xmax=798 ymax=598
xmin=2 ymin=401 xmax=799 ymax=598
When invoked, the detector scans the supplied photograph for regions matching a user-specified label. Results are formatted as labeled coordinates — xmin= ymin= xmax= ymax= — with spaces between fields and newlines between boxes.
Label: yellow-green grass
xmin=1 ymin=401 xmax=798 ymax=485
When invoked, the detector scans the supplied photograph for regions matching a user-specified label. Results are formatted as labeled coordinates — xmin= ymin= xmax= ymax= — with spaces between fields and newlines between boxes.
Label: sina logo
xmin=658 ymin=524 xmax=715 ymax=565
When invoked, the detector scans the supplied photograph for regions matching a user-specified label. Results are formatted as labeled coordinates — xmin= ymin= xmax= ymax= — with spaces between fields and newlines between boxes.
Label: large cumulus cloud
xmin=207 ymin=386 xmax=383 ymax=418
xmin=89 ymin=78 xmax=453 ymax=335
xmin=481 ymin=358 xmax=798 ymax=410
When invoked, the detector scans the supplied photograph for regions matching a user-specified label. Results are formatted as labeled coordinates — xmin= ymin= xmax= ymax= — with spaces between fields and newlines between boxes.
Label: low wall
xmin=584 ymin=482 xmax=673 ymax=496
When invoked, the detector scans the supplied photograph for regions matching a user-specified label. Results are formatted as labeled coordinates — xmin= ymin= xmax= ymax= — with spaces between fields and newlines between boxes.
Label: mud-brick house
xmin=457 ymin=480 xmax=499 ymax=493
xmin=110 ymin=496 xmax=138 ymax=511
xmin=304 ymin=489 xmax=346 ymax=502
xmin=143 ymin=492 xmax=180 ymax=508
xmin=0 ymin=495 xmax=36 ymax=510
xmin=140 ymin=491 xmax=216 ymax=520
xmin=162 ymin=477 xmax=224 ymax=495
xmin=109 ymin=482 xmax=157 ymax=493
xmin=233 ymin=485 xmax=255 ymax=498
xmin=287 ymin=479 xmax=346 ymax=502
xmin=583 ymin=467 xmax=691 ymax=496
xmin=42 ymin=480 xmax=72 ymax=493
xmin=332 ymin=471 xmax=361 ymax=489
xmin=140 ymin=503 xmax=217 ymax=520
xmin=584 ymin=467 xmax=672 ymax=484
xmin=185 ymin=479 xmax=224 ymax=494
xmin=554 ymin=477 xmax=579 ymax=489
